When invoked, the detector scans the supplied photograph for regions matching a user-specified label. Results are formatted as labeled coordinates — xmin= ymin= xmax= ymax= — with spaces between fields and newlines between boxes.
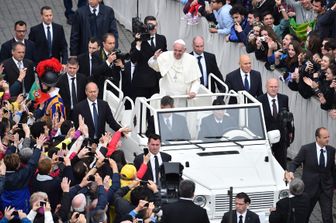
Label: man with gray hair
xmin=269 ymin=178 xmax=310 ymax=223
xmin=148 ymin=39 xmax=201 ymax=103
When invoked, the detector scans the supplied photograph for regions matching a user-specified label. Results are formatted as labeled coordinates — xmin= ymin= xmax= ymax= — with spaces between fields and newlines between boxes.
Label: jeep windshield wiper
xmin=164 ymin=139 xmax=205 ymax=151
xmin=204 ymin=136 xmax=244 ymax=148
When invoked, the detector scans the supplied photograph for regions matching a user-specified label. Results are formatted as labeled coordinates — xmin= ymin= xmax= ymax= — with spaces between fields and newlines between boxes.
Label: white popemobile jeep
xmin=103 ymin=74 xmax=288 ymax=223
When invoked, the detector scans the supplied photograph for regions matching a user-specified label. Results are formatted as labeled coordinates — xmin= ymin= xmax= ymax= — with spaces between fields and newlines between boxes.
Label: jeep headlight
xmin=193 ymin=195 xmax=207 ymax=207
xmin=278 ymin=189 xmax=289 ymax=199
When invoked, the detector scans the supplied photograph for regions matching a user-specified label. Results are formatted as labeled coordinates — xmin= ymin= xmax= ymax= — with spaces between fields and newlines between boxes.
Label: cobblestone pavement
xmin=0 ymin=0 xmax=334 ymax=222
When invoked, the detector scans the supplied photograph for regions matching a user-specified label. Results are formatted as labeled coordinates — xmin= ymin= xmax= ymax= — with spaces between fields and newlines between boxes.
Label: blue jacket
xmin=228 ymin=18 xmax=251 ymax=44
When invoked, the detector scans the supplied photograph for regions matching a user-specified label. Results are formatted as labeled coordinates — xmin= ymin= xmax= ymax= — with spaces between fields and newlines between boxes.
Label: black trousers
xmin=271 ymin=141 xmax=287 ymax=170
xmin=306 ymin=186 xmax=333 ymax=223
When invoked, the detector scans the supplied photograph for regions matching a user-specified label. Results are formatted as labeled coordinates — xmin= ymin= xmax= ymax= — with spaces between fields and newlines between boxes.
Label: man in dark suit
xmin=28 ymin=6 xmax=68 ymax=64
xmin=0 ymin=21 xmax=36 ymax=64
xmin=2 ymin=42 xmax=34 ymax=97
xmin=77 ymin=37 xmax=101 ymax=80
xmin=56 ymin=57 xmax=87 ymax=120
xmin=93 ymin=33 xmax=124 ymax=99
xmin=133 ymin=134 xmax=171 ymax=184
xmin=221 ymin=192 xmax=260 ymax=223
xmin=161 ymin=180 xmax=210 ymax=223
xmin=258 ymin=78 xmax=293 ymax=169
xmin=121 ymin=60 xmax=137 ymax=108
xmin=130 ymin=16 xmax=167 ymax=99
xmin=225 ymin=54 xmax=263 ymax=103
xmin=198 ymin=98 xmax=237 ymax=139
xmin=191 ymin=35 xmax=225 ymax=93
xmin=70 ymin=0 xmax=118 ymax=56
xmin=146 ymin=95 xmax=191 ymax=141
xmin=286 ymin=127 xmax=335 ymax=223
xmin=269 ymin=178 xmax=310 ymax=223
xmin=73 ymin=82 xmax=130 ymax=141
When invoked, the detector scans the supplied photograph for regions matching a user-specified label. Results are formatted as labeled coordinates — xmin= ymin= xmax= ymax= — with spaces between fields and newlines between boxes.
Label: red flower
xmin=36 ymin=58 xmax=62 ymax=78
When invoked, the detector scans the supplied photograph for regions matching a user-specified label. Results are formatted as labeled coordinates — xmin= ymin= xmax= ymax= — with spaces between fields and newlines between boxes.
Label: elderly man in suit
xmin=269 ymin=178 xmax=310 ymax=223
xmin=130 ymin=16 xmax=167 ymax=99
xmin=225 ymin=54 xmax=263 ymax=103
xmin=161 ymin=180 xmax=210 ymax=223
xmin=73 ymin=82 xmax=130 ymax=141
xmin=258 ymin=78 xmax=293 ymax=170
xmin=133 ymin=134 xmax=171 ymax=184
xmin=221 ymin=192 xmax=260 ymax=223
xmin=286 ymin=127 xmax=336 ymax=223
xmin=2 ymin=42 xmax=34 ymax=97
xmin=28 ymin=6 xmax=68 ymax=64
xmin=0 ymin=20 xmax=36 ymax=64
xmin=191 ymin=35 xmax=225 ymax=92
xmin=56 ymin=57 xmax=88 ymax=120
xmin=70 ymin=0 xmax=119 ymax=56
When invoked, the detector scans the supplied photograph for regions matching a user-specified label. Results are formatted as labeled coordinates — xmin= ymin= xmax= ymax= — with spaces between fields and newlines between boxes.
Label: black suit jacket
xmin=133 ymin=152 xmax=172 ymax=181
xmin=73 ymin=99 xmax=121 ymax=140
xmin=28 ymin=22 xmax=68 ymax=64
xmin=130 ymin=34 xmax=167 ymax=88
xmin=190 ymin=51 xmax=225 ymax=92
xmin=161 ymin=199 xmax=210 ymax=223
xmin=56 ymin=73 xmax=88 ymax=115
xmin=221 ymin=210 xmax=260 ymax=223
xmin=77 ymin=52 xmax=100 ymax=80
xmin=198 ymin=114 xmax=238 ymax=139
xmin=288 ymin=143 xmax=336 ymax=197
xmin=70 ymin=4 xmax=119 ymax=56
xmin=269 ymin=193 xmax=310 ymax=223
xmin=225 ymin=68 xmax=263 ymax=103
xmin=121 ymin=61 xmax=134 ymax=100
xmin=159 ymin=114 xmax=191 ymax=141
xmin=3 ymin=58 xmax=35 ymax=97
xmin=257 ymin=93 xmax=289 ymax=132
xmin=0 ymin=39 xmax=36 ymax=63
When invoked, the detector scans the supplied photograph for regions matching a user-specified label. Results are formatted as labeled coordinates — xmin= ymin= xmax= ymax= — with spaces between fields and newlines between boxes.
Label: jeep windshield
xmin=155 ymin=105 xmax=266 ymax=145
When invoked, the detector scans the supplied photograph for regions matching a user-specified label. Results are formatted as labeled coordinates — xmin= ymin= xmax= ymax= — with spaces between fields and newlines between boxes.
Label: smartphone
xmin=58 ymin=157 xmax=64 ymax=162
xmin=103 ymin=159 xmax=109 ymax=164
xmin=143 ymin=148 xmax=149 ymax=155
xmin=62 ymin=143 xmax=67 ymax=150
xmin=11 ymin=211 xmax=18 ymax=216
xmin=40 ymin=201 xmax=46 ymax=206
xmin=86 ymin=151 xmax=95 ymax=156
xmin=140 ymin=180 xmax=149 ymax=186
xmin=74 ymin=213 xmax=80 ymax=218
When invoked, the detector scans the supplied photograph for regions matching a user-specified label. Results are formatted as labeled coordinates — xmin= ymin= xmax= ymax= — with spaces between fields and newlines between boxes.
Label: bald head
xmin=266 ymin=78 xmax=279 ymax=97
xmin=173 ymin=39 xmax=186 ymax=60
xmin=192 ymin=36 xmax=204 ymax=55
xmin=239 ymin=55 xmax=252 ymax=73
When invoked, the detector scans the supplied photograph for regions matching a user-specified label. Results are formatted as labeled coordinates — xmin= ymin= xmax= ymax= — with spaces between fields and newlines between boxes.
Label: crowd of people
xmin=0 ymin=0 xmax=335 ymax=222
xmin=181 ymin=0 xmax=336 ymax=118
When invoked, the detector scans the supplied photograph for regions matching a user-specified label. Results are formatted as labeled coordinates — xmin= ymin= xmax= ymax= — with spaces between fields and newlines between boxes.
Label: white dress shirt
xmin=236 ymin=210 xmax=247 ymax=223
xmin=316 ymin=142 xmax=327 ymax=167
xmin=43 ymin=23 xmax=53 ymax=42
xmin=89 ymin=5 xmax=100 ymax=15
xmin=149 ymin=152 xmax=163 ymax=183
xmin=267 ymin=94 xmax=279 ymax=115
xmin=67 ymin=74 xmax=77 ymax=109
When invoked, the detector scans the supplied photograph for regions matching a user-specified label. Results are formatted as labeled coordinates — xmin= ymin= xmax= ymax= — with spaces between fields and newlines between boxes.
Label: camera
xmin=113 ymin=49 xmax=130 ymax=61
xmin=58 ymin=157 xmax=64 ymax=162
xmin=258 ymin=36 xmax=266 ymax=42
xmin=140 ymin=180 xmax=149 ymax=186
xmin=40 ymin=201 xmax=46 ymax=206
xmin=87 ymin=175 xmax=95 ymax=181
xmin=132 ymin=17 xmax=155 ymax=41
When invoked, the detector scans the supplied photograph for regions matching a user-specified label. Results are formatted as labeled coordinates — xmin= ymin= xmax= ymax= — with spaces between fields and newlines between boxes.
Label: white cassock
xmin=148 ymin=51 xmax=201 ymax=98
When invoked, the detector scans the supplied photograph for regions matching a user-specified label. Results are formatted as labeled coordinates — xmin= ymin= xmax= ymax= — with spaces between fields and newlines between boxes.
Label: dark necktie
xmin=244 ymin=73 xmax=249 ymax=91
xmin=239 ymin=215 xmax=243 ymax=223
xmin=319 ymin=149 xmax=325 ymax=168
xmin=154 ymin=155 xmax=160 ymax=183
xmin=92 ymin=102 xmax=99 ymax=138
xmin=197 ymin=55 xmax=205 ymax=85
xmin=71 ymin=77 xmax=78 ymax=108
xmin=272 ymin=99 xmax=277 ymax=118
xmin=90 ymin=8 xmax=98 ymax=37
xmin=47 ymin=26 xmax=52 ymax=57
xmin=150 ymin=37 xmax=155 ymax=50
